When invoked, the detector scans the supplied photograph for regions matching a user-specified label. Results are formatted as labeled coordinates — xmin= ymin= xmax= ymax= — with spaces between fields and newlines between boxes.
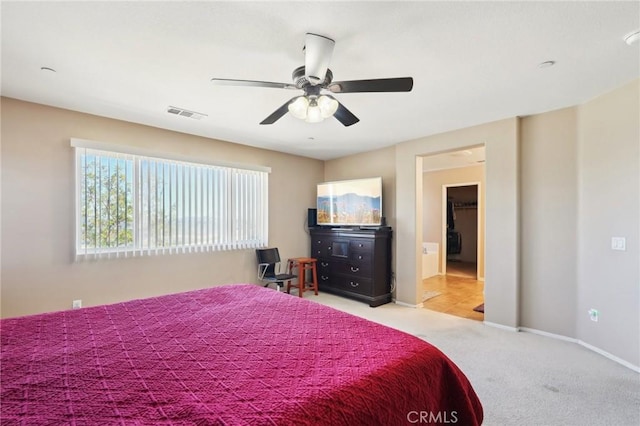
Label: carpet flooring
xmin=307 ymin=291 xmax=640 ymax=426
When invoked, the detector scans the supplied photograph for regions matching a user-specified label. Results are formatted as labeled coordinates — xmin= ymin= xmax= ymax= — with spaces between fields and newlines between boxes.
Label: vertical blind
xmin=75 ymin=147 xmax=268 ymax=259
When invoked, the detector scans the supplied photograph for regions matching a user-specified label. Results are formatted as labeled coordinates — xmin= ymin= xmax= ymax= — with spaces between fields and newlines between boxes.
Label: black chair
xmin=256 ymin=248 xmax=297 ymax=291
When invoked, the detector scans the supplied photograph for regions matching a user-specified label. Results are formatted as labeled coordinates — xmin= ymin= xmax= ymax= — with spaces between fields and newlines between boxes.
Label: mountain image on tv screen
xmin=317 ymin=177 xmax=382 ymax=225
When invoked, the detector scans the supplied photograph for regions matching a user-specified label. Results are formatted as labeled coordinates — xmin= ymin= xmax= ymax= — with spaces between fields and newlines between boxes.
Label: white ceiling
xmin=2 ymin=2 xmax=638 ymax=161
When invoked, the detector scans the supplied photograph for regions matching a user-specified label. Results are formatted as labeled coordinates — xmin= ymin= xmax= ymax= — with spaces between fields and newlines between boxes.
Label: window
xmin=73 ymin=140 xmax=268 ymax=259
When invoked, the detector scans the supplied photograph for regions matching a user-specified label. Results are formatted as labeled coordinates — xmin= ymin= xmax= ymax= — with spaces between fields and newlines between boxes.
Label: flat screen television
xmin=317 ymin=177 xmax=382 ymax=226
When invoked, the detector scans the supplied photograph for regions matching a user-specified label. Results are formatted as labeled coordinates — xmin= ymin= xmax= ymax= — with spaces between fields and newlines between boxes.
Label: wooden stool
xmin=286 ymin=257 xmax=319 ymax=297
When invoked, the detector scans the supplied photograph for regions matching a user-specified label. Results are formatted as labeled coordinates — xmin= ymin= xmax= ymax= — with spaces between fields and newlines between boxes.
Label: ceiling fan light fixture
xmin=318 ymin=95 xmax=339 ymax=118
xmin=287 ymin=95 xmax=337 ymax=123
xmin=305 ymin=98 xmax=324 ymax=123
xmin=288 ymin=96 xmax=309 ymax=119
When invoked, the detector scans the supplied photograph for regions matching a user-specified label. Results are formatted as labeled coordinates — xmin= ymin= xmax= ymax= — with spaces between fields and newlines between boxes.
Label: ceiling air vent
xmin=166 ymin=106 xmax=207 ymax=120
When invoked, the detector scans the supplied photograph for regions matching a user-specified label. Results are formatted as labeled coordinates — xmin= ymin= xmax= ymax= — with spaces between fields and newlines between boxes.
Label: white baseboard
xmin=578 ymin=340 xmax=640 ymax=373
xmin=519 ymin=327 xmax=640 ymax=373
xmin=483 ymin=321 xmax=519 ymax=332
xmin=519 ymin=327 xmax=578 ymax=343
xmin=394 ymin=300 xmax=424 ymax=308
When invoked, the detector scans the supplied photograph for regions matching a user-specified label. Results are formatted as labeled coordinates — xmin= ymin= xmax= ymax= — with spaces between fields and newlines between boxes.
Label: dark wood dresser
xmin=309 ymin=227 xmax=392 ymax=307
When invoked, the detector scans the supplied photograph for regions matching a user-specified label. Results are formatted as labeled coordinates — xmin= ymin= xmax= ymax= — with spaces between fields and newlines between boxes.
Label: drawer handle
xmin=328 ymin=246 xmax=332 ymax=250
xmin=350 ymin=266 xmax=360 ymax=273
xmin=350 ymin=281 xmax=359 ymax=287
xmin=321 ymin=262 xmax=329 ymax=267
xmin=358 ymin=243 xmax=364 ymax=247
xmin=321 ymin=276 xmax=330 ymax=281
xmin=357 ymin=255 xmax=363 ymax=260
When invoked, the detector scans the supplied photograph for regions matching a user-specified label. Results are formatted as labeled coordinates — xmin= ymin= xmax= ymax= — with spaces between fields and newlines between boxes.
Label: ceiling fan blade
xmin=211 ymin=78 xmax=297 ymax=90
xmin=331 ymin=98 xmax=360 ymax=127
xmin=304 ymin=33 xmax=335 ymax=85
xmin=327 ymin=77 xmax=414 ymax=93
xmin=259 ymin=98 xmax=295 ymax=125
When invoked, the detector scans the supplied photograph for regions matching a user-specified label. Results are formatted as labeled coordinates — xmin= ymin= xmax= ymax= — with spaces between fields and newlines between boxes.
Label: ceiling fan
xmin=211 ymin=33 xmax=414 ymax=127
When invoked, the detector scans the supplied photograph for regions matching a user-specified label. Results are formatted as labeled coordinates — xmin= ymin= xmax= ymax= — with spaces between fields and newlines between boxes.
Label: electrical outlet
xmin=72 ymin=299 xmax=82 ymax=309
xmin=588 ymin=308 xmax=599 ymax=322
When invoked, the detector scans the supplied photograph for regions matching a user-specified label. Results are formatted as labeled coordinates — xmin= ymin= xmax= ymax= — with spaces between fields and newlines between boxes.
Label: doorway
xmin=420 ymin=148 xmax=485 ymax=321
xmin=443 ymin=184 xmax=479 ymax=279
xmin=421 ymin=181 xmax=484 ymax=321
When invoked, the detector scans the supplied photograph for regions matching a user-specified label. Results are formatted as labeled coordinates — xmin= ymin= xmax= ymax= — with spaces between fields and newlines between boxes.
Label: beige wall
xmin=422 ymin=165 xmax=486 ymax=278
xmin=520 ymin=107 xmax=578 ymax=337
xmin=396 ymin=118 xmax=519 ymax=330
xmin=518 ymin=80 xmax=640 ymax=367
xmin=325 ymin=118 xmax=518 ymax=327
xmin=1 ymin=98 xmax=323 ymax=318
xmin=323 ymin=145 xmax=396 ymax=231
xmin=576 ymin=80 xmax=639 ymax=366
xmin=377 ymin=79 xmax=639 ymax=367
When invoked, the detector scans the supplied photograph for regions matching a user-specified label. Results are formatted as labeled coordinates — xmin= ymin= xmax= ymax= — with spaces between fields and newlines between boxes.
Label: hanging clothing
xmin=447 ymin=200 xmax=456 ymax=230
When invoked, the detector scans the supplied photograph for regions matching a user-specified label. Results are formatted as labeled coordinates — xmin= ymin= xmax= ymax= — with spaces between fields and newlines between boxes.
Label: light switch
xmin=611 ymin=237 xmax=626 ymax=251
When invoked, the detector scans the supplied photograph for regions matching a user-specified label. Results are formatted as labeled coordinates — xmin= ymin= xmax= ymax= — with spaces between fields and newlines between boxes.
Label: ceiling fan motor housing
xmin=293 ymin=66 xmax=333 ymax=92
xmin=304 ymin=33 xmax=335 ymax=84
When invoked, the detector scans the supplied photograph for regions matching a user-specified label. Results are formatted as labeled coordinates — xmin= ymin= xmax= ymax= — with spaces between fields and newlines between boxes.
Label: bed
xmin=1 ymin=284 xmax=483 ymax=425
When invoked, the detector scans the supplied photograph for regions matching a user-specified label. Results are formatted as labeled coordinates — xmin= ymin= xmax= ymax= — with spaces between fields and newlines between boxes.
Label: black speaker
xmin=307 ymin=208 xmax=317 ymax=228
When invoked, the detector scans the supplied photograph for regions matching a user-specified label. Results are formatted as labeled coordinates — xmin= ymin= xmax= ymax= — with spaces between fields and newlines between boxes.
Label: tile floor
xmin=422 ymin=264 xmax=484 ymax=321
xmin=444 ymin=260 xmax=478 ymax=278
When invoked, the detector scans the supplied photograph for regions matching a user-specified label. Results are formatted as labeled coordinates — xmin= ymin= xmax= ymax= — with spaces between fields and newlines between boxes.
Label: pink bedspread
xmin=1 ymin=284 xmax=482 ymax=425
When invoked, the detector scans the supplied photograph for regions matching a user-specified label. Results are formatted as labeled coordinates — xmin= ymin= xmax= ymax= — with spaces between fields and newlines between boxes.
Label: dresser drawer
xmin=351 ymin=251 xmax=372 ymax=263
xmin=350 ymin=240 xmax=373 ymax=250
xmin=312 ymin=238 xmax=332 ymax=257
xmin=333 ymin=261 xmax=372 ymax=277
xmin=333 ymin=275 xmax=373 ymax=296
xmin=350 ymin=240 xmax=373 ymax=262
